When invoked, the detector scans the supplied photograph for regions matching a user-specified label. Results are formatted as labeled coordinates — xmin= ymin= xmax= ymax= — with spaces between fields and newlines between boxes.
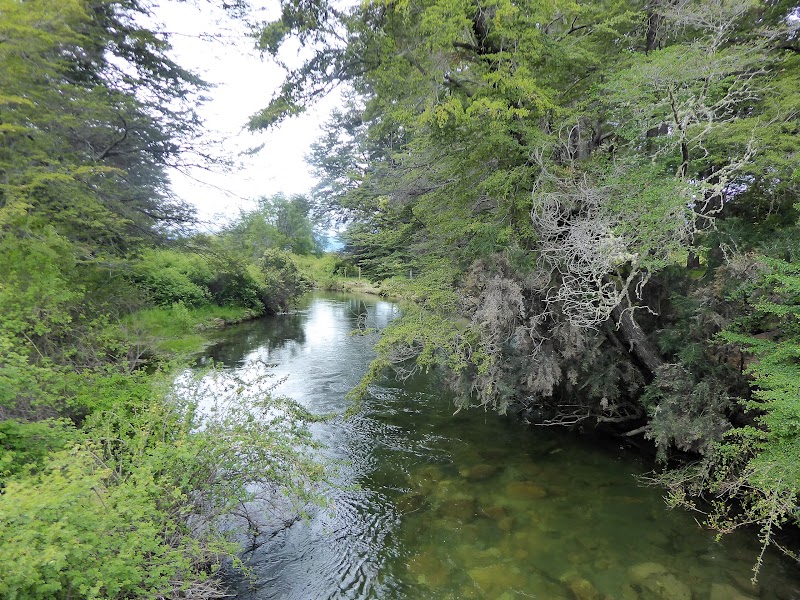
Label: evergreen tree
xmin=255 ymin=0 xmax=800 ymax=567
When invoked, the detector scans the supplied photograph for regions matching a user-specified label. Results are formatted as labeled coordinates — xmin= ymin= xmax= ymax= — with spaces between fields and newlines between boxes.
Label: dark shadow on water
xmin=198 ymin=312 xmax=307 ymax=368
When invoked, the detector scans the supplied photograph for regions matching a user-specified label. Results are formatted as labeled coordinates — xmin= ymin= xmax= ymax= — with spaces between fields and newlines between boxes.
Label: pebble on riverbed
xmin=406 ymin=464 xmax=444 ymax=495
xmin=467 ymin=563 xmax=528 ymax=596
xmin=436 ymin=497 xmax=478 ymax=521
xmin=561 ymin=574 xmax=602 ymax=600
xmin=407 ymin=547 xmax=452 ymax=587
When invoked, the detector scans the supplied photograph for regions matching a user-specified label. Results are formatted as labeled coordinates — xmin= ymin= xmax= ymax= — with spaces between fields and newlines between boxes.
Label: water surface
xmin=195 ymin=292 xmax=799 ymax=600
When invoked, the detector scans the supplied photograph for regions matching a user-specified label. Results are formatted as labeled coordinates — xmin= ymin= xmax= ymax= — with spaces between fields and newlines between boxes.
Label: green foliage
xmin=721 ymin=258 xmax=800 ymax=458
xmin=260 ymin=249 xmax=313 ymax=313
xmin=0 ymin=0 xmax=202 ymax=249
xmin=0 ymin=446 xmax=195 ymax=600
xmin=652 ymin=255 xmax=800 ymax=575
xmin=131 ymin=245 xmax=269 ymax=312
xmin=348 ymin=304 xmax=477 ymax=406
xmin=0 ymin=367 xmax=325 ymax=599
xmin=120 ymin=303 xmax=258 ymax=358
xmin=642 ymin=365 xmax=731 ymax=461
xmin=292 ymin=253 xmax=352 ymax=290
xmin=132 ymin=249 xmax=212 ymax=308
xmin=221 ymin=193 xmax=323 ymax=258
xmin=344 ymin=218 xmax=420 ymax=281
xmin=0 ymin=419 xmax=77 ymax=479
xmin=602 ymin=163 xmax=691 ymax=271
xmin=0 ymin=229 xmax=81 ymax=347
xmin=0 ymin=229 xmax=138 ymax=422
xmin=201 ymin=248 xmax=266 ymax=310
xmin=718 ymin=257 xmax=800 ymax=505
xmin=376 ymin=259 xmax=461 ymax=313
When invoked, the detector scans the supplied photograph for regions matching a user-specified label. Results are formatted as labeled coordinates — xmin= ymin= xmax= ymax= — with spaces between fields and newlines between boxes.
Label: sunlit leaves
xmin=0 ymin=366 xmax=327 ymax=599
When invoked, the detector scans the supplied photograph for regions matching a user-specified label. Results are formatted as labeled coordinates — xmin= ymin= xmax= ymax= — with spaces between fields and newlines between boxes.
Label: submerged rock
xmin=629 ymin=563 xmax=670 ymax=582
xmin=407 ymin=549 xmax=450 ymax=587
xmin=467 ymin=563 xmax=527 ymax=595
xmin=480 ymin=504 xmax=509 ymax=520
xmin=629 ymin=563 xmax=692 ymax=600
xmin=407 ymin=464 xmax=444 ymax=495
xmin=709 ymin=582 xmax=757 ymax=600
xmin=561 ymin=575 xmax=602 ymax=600
xmin=727 ymin=572 xmax=760 ymax=596
xmin=509 ymin=461 xmax=542 ymax=479
xmin=506 ymin=481 xmax=548 ymax=500
xmin=638 ymin=573 xmax=692 ymax=600
xmin=395 ymin=492 xmax=426 ymax=514
xmin=620 ymin=583 xmax=641 ymax=600
xmin=437 ymin=497 xmax=478 ymax=521
xmin=498 ymin=516 xmax=515 ymax=532
xmin=459 ymin=463 xmax=500 ymax=480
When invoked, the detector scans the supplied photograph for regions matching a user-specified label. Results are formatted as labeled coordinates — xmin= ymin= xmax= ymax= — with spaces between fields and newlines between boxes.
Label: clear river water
xmin=192 ymin=292 xmax=799 ymax=600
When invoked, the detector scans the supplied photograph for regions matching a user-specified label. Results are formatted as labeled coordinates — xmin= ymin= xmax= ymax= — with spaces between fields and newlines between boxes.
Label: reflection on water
xmin=194 ymin=293 xmax=799 ymax=600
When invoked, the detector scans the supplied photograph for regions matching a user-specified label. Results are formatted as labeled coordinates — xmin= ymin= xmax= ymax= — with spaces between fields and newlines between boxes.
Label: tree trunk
xmin=610 ymin=303 xmax=664 ymax=376
xmin=645 ymin=9 xmax=662 ymax=54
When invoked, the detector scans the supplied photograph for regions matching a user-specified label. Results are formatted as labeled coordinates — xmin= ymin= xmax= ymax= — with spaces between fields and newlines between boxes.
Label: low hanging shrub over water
xmin=0 ymin=366 xmax=327 ymax=599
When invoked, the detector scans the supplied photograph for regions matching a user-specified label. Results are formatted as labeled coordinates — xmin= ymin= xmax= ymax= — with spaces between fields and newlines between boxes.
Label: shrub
xmin=260 ymin=249 xmax=312 ymax=313
xmin=131 ymin=249 xmax=211 ymax=308
xmin=0 ymin=418 xmax=77 ymax=479
xmin=0 ymin=447 xmax=196 ymax=599
xmin=203 ymin=252 xmax=265 ymax=310
xmin=131 ymin=247 xmax=268 ymax=311
xmin=0 ymin=366 xmax=326 ymax=599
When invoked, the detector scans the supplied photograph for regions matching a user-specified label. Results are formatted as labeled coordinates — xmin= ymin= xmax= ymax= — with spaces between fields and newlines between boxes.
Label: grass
xmin=121 ymin=303 xmax=261 ymax=357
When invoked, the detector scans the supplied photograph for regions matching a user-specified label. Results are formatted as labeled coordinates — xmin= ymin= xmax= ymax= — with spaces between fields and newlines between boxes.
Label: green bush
xmin=260 ymin=249 xmax=312 ymax=313
xmin=131 ymin=249 xmax=212 ymax=308
xmin=0 ymin=367 xmax=326 ymax=599
xmin=0 ymin=419 xmax=77 ymax=479
xmin=203 ymin=252 xmax=265 ymax=309
xmin=131 ymin=247 xmax=269 ymax=311
xmin=660 ymin=256 xmax=800 ymax=577
xmin=0 ymin=447 xmax=197 ymax=600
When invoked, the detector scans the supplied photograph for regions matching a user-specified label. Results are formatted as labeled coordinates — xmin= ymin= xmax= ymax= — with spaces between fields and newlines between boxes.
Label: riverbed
xmin=193 ymin=292 xmax=798 ymax=599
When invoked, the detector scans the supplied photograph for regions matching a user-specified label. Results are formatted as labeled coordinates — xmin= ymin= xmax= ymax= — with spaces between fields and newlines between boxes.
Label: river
xmin=193 ymin=292 xmax=798 ymax=600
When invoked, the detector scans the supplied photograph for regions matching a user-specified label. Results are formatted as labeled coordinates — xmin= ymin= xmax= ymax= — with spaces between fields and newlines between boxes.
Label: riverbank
xmin=0 ymin=290 xmax=323 ymax=599
xmin=121 ymin=303 xmax=264 ymax=358
xmin=316 ymin=277 xmax=384 ymax=296
xmin=295 ymin=255 xmax=420 ymax=301
xmin=293 ymin=254 xmax=386 ymax=297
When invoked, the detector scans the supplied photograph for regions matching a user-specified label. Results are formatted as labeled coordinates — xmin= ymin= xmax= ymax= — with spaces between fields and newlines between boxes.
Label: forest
xmin=0 ymin=0 xmax=798 ymax=597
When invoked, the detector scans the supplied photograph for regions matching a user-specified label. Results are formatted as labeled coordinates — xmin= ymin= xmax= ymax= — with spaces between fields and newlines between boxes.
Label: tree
xmin=222 ymin=193 xmax=322 ymax=257
xmin=0 ymin=0 xmax=205 ymax=246
xmin=255 ymin=0 xmax=800 ymax=567
xmin=0 ymin=0 xmax=214 ymax=424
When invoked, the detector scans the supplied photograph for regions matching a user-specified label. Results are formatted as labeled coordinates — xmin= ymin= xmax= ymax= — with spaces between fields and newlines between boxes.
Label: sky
xmin=150 ymin=1 xmax=343 ymax=230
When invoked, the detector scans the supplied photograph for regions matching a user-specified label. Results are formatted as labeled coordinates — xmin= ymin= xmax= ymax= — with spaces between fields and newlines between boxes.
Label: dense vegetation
xmin=258 ymin=0 xmax=800 ymax=573
xmin=3 ymin=0 xmax=799 ymax=594
xmin=0 ymin=1 xmax=322 ymax=597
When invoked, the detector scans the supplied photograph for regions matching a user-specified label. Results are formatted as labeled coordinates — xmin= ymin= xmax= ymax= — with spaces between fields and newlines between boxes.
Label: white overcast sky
xmin=150 ymin=1 xmax=343 ymax=229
